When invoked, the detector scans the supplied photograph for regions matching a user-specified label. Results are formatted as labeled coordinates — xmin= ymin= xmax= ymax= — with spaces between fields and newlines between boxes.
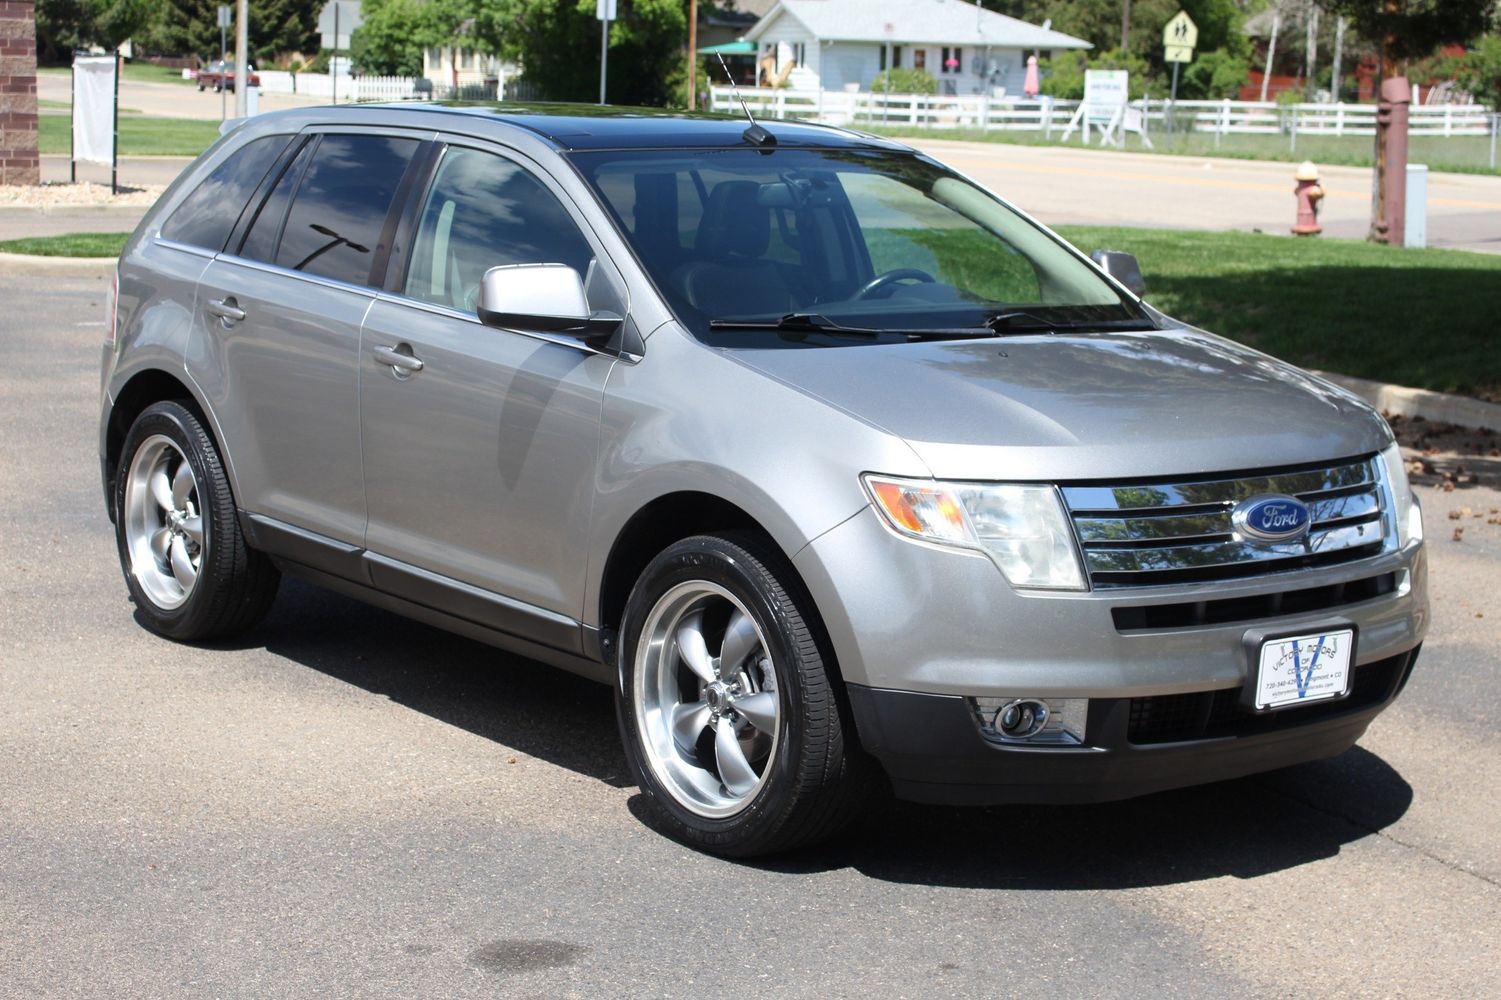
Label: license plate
xmin=1254 ymin=629 xmax=1355 ymax=710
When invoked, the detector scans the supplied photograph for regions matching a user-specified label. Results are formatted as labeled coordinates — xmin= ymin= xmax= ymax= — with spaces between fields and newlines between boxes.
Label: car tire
xmin=197 ymin=82 xmax=205 ymax=91
xmin=114 ymin=400 xmax=279 ymax=641
xmin=616 ymin=533 xmax=875 ymax=857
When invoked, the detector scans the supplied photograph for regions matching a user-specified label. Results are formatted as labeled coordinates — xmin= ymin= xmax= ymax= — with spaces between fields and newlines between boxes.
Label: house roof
xmin=745 ymin=0 xmax=1092 ymax=50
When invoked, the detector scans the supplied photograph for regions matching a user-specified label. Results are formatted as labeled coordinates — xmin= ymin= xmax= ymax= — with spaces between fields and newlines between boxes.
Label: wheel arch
xmin=104 ymin=368 xmax=228 ymax=523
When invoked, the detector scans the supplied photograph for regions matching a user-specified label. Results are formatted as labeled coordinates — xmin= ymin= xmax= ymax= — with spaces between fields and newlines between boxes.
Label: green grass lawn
xmin=37 ymin=115 xmax=219 ymax=156
xmin=2 ymin=225 xmax=1495 ymax=400
xmin=864 ymin=124 xmax=1501 ymax=176
xmin=38 ymin=62 xmax=196 ymax=87
xmin=0 ymin=232 xmax=128 ymax=257
xmin=1054 ymin=225 xmax=1501 ymax=401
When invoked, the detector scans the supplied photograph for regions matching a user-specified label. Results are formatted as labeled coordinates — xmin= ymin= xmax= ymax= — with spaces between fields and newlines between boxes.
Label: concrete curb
xmin=1316 ymin=372 xmax=1501 ymax=434
xmin=0 ymin=251 xmax=115 ymax=274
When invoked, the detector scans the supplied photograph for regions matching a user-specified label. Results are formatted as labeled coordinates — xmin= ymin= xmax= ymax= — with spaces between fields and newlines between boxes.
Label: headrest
xmin=696 ymin=180 xmax=771 ymax=259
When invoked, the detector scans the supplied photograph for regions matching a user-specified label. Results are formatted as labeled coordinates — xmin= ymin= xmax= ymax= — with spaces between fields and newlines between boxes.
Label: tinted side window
xmin=406 ymin=147 xmax=594 ymax=312
xmin=160 ymin=134 xmax=291 ymax=250
xmin=274 ymin=134 xmax=419 ymax=286
xmin=237 ymin=137 xmax=312 ymax=264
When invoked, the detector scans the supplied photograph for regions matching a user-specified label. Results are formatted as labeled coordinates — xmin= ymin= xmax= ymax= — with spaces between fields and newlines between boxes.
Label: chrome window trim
xmin=371 ymin=290 xmax=623 ymax=360
xmin=151 ymin=236 xmax=218 ymax=260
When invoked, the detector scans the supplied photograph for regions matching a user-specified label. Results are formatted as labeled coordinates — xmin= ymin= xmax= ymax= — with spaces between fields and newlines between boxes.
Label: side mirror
xmin=477 ymin=263 xmax=623 ymax=340
xmin=1090 ymin=249 xmax=1147 ymax=298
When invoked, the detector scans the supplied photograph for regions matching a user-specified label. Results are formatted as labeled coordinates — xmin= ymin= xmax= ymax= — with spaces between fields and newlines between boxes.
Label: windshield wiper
xmin=708 ymin=313 xmax=882 ymax=339
xmin=709 ymin=312 xmax=1005 ymax=341
xmin=984 ymin=310 xmax=1160 ymax=333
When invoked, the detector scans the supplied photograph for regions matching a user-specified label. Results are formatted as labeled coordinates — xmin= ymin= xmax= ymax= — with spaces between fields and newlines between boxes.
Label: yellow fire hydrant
xmin=1292 ymin=160 xmax=1324 ymax=236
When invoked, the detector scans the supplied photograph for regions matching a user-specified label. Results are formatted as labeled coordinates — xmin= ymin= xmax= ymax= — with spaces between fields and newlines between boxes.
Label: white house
xmin=744 ymin=0 xmax=1091 ymax=95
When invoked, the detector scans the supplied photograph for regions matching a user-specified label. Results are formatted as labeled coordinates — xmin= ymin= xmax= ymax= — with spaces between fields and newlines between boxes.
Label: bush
xmin=1177 ymin=49 xmax=1249 ymax=100
xmin=1455 ymin=35 xmax=1501 ymax=112
xmin=1040 ymin=49 xmax=1158 ymax=100
xmin=871 ymin=67 xmax=937 ymax=95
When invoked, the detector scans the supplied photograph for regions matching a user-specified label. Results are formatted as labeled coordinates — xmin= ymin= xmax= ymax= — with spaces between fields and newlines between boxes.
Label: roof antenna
xmin=716 ymin=51 xmax=775 ymax=146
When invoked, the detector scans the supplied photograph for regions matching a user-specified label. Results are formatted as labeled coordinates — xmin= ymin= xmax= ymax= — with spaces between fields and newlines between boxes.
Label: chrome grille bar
xmin=1062 ymin=457 xmax=1389 ymax=588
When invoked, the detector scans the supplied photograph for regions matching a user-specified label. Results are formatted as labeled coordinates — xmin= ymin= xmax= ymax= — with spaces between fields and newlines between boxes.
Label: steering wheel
xmin=853 ymin=268 xmax=937 ymax=300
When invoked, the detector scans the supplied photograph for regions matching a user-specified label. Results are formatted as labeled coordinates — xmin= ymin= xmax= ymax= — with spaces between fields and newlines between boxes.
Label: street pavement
xmin=1 ymin=268 xmax=1497 ymax=998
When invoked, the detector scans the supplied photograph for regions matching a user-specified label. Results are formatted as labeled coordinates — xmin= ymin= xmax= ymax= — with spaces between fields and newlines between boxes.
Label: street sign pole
xmin=1161 ymin=10 xmax=1197 ymax=141
xmin=234 ymin=0 xmax=249 ymax=118
xmin=217 ymin=5 xmax=230 ymax=122
xmin=597 ymin=0 xmax=615 ymax=105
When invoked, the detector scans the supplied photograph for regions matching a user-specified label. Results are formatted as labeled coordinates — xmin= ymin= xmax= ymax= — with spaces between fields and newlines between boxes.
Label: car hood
xmin=728 ymin=328 xmax=1390 ymax=481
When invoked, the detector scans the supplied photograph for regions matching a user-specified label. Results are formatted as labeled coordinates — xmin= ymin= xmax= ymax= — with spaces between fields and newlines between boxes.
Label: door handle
xmin=373 ymin=344 xmax=424 ymax=374
xmin=206 ymin=297 xmax=246 ymax=323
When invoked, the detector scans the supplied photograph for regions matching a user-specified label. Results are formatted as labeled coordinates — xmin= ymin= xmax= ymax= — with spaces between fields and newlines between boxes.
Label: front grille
xmin=1112 ymin=572 xmax=1398 ymax=631
xmin=1126 ymin=651 xmax=1412 ymax=746
xmin=1061 ymin=456 xmax=1390 ymax=589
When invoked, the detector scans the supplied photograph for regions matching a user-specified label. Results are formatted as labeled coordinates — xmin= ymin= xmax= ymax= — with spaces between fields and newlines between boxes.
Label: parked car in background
xmin=196 ymin=60 xmax=258 ymax=92
xmin=99 ymin=104 xmax=1428 ymax=857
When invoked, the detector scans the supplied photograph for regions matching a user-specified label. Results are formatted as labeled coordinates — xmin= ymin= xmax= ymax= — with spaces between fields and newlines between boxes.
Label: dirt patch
xmin=0 ymin=182 xmax=164 ymax=208
xmin=1390 ymin=413 xmax=1501 ymax=496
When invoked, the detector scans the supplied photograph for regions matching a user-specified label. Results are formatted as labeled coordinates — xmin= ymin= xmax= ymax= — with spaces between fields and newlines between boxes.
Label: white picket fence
xmin=709 ymin=85 xmax=1499 ymax=142
xmin=254 ymin=71 xmax=490 ymax=102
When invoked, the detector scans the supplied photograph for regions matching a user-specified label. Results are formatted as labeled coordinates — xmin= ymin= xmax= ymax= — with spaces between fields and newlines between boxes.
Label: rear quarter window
xmin=159 ymin=134 xmax=292 ymax=251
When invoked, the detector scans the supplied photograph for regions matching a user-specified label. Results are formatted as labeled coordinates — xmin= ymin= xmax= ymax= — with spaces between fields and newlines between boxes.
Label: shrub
xmin=871 ymin=67 xmax=938 ymax=95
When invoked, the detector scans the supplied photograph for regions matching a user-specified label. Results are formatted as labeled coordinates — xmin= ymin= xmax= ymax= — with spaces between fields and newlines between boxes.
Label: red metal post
xmin=1375 ymin=76 xmax=1409 ymax=246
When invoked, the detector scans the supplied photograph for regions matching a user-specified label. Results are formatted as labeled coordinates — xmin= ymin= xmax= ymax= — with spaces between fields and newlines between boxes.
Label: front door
xmin=358 ymin=143 xmax=622 ymax=649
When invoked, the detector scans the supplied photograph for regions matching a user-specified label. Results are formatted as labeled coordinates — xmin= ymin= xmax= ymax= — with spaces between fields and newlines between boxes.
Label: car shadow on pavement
xmin=208 ymin=579 xmax=1412 ymax=890
xmin=742 ymin=746 xmax=1412 ymax=890
xmin=204 ymin=577 xmax=634 ymax=788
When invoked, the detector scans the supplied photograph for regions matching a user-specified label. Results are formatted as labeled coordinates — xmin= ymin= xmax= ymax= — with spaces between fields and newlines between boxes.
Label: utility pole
xmin=234 ymin=0 xmax=248 ymax=118
xmin=1121 ymin=0 xmax=1131 ymax=52
xmin=1304 ymin=5 xmax=1320 ymax=102
xmin=687 ymin=0 xmax=698 ymax=110
xmin=1260 ymin=9 xmax=1280 ymax=102
xmin=1330 ymin=16 xmax=1347 ymax=102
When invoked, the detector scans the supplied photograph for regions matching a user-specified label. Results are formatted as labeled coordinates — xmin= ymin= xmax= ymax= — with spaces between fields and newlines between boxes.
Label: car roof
xmin=349 ymin=101 xmax=912 ymax=153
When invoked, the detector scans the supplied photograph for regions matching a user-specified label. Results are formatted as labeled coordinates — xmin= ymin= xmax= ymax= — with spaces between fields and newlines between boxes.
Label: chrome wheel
xmin=634 ymin=581 xmax=781 ymax=819
xmin=122 ymin=434 xmax=204 ymax=611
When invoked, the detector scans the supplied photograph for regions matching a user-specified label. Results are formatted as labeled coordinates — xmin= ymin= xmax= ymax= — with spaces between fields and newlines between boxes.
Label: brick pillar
xmin=0 ymin=0 xmax=39 ymax=187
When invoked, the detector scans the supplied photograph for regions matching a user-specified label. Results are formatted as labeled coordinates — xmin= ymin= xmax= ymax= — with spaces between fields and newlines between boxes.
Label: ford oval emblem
xmin=1232 ymin=494 xmax=1312 ymax=543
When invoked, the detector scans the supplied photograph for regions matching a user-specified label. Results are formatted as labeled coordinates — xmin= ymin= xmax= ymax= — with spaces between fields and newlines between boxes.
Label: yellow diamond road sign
xmin=1163 ymin=10 xmax=1198 ymax=55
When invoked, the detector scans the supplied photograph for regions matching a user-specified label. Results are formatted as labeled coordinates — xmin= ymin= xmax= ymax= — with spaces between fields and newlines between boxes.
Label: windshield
xmin=570 ymin=147 xmax=1151 ymax=347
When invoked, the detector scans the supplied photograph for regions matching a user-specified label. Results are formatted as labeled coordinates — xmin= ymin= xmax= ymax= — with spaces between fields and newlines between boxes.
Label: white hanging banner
xmin=72 ymin=55 xmax=118 ymax=166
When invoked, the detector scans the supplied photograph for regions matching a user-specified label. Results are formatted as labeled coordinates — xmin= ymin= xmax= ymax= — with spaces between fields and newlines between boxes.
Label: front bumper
xmin=849 ymin=645 xmax=1419 ymax=805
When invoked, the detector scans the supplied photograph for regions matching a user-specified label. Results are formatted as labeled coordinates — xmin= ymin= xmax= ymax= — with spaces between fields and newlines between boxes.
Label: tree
xmin=350 ymin=0 xmax=429 ymax=76
xmin=143 ymin=0 xmax=319 ymax=63
xmin=35 ymin=0 xmax=154 ymax=61
xmin=474 ymin=0 xmax=687 ymax=106
xmin=1455 ymin=34 xmax=1501 ymax=110
xmin=1317 ymin=0 xmax=1496 ymax=242
xmin=1178 ymin=47 xmax=1251 ymax=99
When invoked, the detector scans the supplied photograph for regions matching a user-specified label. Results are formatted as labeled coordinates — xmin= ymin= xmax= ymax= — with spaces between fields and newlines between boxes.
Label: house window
xmin=459 ymin=50 xmax=475 ymax=70
xmin=878 ymin=45 xmax=903 ymax=71
xmin=792 ymin=42 xmax=806 ymax=66
xmin=426 ymin=47 xmax=441 ymax=68
xmin=941 ymin=47 xmax=962 ymax=74
xmin=913 ymin=49 xmax=926 ymax=71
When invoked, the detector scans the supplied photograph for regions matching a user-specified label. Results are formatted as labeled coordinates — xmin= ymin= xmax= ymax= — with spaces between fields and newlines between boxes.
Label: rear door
xmin=191 ymin=130 xmax=424 ymax=547
xmin=357 ymin=141 xmax=626 ymax=648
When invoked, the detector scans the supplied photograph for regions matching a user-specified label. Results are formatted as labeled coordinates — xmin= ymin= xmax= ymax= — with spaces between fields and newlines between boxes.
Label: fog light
xmin=996 ymin=699 xmax=1048 ymax=738
xmin=970 ymin=696 xmax=1088 ymax=746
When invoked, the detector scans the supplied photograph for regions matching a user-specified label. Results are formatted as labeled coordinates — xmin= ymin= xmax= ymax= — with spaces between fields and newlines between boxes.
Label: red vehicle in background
xmin=196 ymin=60 xmax=259 ymax=92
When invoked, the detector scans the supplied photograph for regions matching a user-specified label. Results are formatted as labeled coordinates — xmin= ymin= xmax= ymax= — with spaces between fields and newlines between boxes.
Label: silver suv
xmin=101 ymin=105 xmax=1428 ymax=856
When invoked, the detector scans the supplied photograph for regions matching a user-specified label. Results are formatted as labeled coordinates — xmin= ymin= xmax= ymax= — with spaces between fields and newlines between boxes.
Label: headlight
xmin=1379 ymin=441 xmax=1423 ymax=547
xmin=863 ymin=475 xmax=1087 ymax=591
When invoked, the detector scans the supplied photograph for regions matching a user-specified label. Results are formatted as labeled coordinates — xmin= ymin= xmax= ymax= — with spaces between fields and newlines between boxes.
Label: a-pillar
xmin=0 ymin=0 xmax=39 ymax=187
